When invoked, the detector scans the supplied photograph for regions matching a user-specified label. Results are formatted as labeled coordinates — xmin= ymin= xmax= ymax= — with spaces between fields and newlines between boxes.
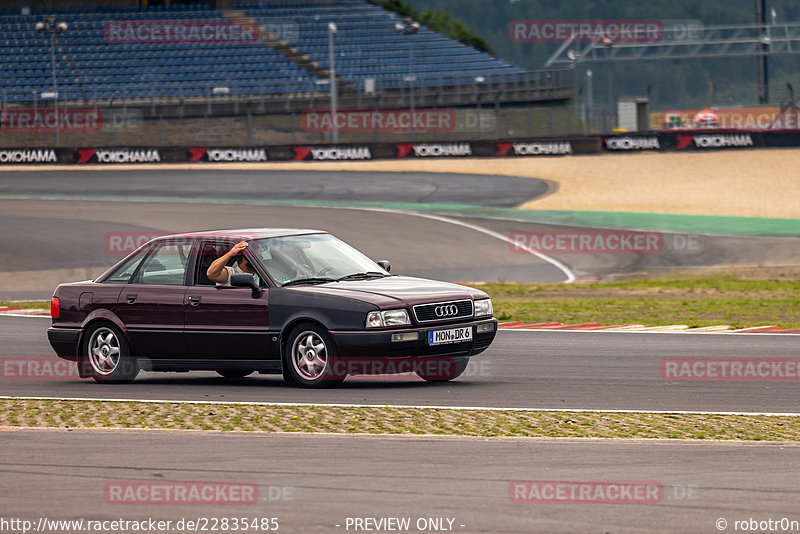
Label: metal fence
xmin=0 ymin=69 xmax=596 ymax=148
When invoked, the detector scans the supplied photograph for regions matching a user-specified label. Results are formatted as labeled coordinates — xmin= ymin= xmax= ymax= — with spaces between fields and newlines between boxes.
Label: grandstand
xmin=238 ymin=1 xmax=522 ymax=91
xmin=0 ymin=1 xmax=571 ymax=106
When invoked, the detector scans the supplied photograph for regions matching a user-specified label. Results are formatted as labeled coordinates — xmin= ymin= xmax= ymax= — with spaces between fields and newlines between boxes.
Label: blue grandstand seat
xmin=0 ymin=0 xmax=527 ymax=103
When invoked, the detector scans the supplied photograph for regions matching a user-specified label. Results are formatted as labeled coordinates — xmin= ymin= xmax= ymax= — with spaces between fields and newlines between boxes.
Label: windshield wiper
xmin=336 ymin=271 xmax=388 ymax=281
xmin=282 ymin=277 xmax=337 ymax=287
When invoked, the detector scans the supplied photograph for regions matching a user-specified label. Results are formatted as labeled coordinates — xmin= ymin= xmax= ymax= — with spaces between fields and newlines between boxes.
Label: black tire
xmin=282 ymin=323 xmax=344 ymax=388
xmin=216 ymin=369 xmax=254 ymax=379
xmin=416 ymin=357 xmax=469 ymax=382
xmin=81 ymin=322 xmax=139 ymax=384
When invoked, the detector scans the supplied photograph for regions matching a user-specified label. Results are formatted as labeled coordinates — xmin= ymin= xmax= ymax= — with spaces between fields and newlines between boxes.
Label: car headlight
xmin=474 ymin=298 xmax=493 ymax=317
xmin=366 ymin=309 xmax=411 ymax=328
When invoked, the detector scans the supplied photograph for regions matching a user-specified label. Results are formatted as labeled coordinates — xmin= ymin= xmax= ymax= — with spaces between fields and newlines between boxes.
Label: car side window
xmin=136 ymin=241 xmax=191 ymax=286
xmin=195 ymin=241 xmax=230 ymax=286
xmin=104 ymin=251 xmax=147 ymax=283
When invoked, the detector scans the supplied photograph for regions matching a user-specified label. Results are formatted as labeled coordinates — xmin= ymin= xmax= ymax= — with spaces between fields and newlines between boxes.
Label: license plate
xmin=428 ymin=326 xmax=472 ymax=345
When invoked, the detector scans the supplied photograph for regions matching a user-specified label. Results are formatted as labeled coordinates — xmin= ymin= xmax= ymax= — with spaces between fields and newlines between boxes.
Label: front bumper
xmin=47 ymin=327 xmax=81 ymax=359
xmin=330 ymin=318 xmax=497 ymax=360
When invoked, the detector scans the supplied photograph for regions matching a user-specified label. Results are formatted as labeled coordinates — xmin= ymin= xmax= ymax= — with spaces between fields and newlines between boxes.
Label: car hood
xmin=285 ymin=275 xmax=488 ymax=308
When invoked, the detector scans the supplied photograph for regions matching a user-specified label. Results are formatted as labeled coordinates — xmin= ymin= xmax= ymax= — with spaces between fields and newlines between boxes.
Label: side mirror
xmin=377 ymin=260 xmax=391 ymax=273
xmin=230 ymin=273 xmax=264 ymax=297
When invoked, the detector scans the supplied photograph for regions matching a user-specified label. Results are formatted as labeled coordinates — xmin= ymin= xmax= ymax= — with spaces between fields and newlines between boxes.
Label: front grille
xmin=413 ymin=299 xmax=473 ymax=323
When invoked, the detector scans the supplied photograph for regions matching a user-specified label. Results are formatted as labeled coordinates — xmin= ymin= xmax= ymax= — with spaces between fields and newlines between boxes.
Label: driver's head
xmin=236 ymin=254 xmax=256 ymax=274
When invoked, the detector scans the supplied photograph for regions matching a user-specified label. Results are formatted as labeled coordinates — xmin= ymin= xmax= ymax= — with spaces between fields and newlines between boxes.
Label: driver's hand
xmin=229 ymin=241 xmax=248 ymax=256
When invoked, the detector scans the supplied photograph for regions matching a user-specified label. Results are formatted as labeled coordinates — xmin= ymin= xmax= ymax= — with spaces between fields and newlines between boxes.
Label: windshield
xmin=249 ymin=234 xmax=386 ymax=286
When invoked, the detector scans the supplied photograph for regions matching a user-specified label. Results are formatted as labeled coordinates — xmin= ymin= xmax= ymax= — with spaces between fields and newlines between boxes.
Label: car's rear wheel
xmin=283 ymin=323 xmax=344 ymax=388
xmin=415 ymin=357 xmax=469 ymax=382
xmin=82 ymin=323 xmax=138 ymax=384
xmin=216 ymin=370 xmax=254 ymax=379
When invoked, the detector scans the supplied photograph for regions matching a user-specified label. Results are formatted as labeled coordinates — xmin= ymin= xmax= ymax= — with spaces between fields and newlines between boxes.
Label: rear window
xmin=103 ymin=251 xmax=147 ymax=283
xmin=136 ymin=241 xmax=192 ymax=286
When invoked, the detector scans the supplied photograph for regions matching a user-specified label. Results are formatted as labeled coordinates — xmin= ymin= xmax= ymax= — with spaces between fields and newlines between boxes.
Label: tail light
xmin=50 ymin=297 xmax=60 ymax=318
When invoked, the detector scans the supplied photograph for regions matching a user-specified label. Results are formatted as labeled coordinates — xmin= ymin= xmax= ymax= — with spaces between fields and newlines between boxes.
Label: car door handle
xmin=188 ymin=295 xmax=202 ymax=305
xmin=125 ymin=293 xmax=137 ymax=303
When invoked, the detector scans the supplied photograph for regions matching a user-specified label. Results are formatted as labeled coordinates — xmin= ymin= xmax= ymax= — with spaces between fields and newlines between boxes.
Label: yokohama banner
xmin=677 ymin=133 xmax=755 ymax=149
xmin=603 ymin=135 xmax=661 ymax=151
xmin=74 ymin=148 xmax=162 ymax=164
xmin=657 ymin=131 xmax=760 ymax=151
xmin=0 ymin=149 xmax=59 ymax=164
xmin=395 ymin=143 xmax=473 ymax=158
xmin=291 ymin=146 xmax=372 ymax=161
xmin=496 ymin=140 xmax=573 ymax=156
xmin=12 ymin=130 xmax=800 ymax=165
xmin=188 ymin=148 xmax=268 ymax=162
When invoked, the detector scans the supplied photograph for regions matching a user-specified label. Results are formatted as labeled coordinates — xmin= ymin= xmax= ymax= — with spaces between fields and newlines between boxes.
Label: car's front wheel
xmin=81 ymin=323 xmax=139 ymax=384
xmin=283 ymin=323 xmax=344 ymax=388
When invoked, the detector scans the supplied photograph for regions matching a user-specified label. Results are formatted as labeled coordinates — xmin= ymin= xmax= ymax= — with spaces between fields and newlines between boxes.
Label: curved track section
xmin=3 ymin=168 xmax=797 ymax=299
xmin=0 ymin=169 xmax=563 ymax=299
xmin=0 ymin=169 xmax=550 ymax=207
xmin=0 ymin=200 xmax=568 ymax=300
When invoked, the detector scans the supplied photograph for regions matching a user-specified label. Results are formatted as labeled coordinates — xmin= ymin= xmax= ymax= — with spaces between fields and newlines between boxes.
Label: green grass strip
xmin=474 ymin=278 xmax=800 ymax=328
xmin=0 ymin=301 xmax=49 ymax=310
xmin=1 ymin=399 xmax=799 ymax=441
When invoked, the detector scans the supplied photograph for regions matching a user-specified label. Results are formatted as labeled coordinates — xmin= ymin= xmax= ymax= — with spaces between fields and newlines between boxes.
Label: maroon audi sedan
xmin=47 ymin=229 xmax=497 ymax=388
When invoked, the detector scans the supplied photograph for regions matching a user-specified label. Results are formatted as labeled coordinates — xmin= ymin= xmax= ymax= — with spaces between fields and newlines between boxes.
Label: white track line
xmin=1 ymin=396 xmax=797 ymax=416
xmin=324 ymin=205 xmax=576 ymax=283
xmin=498 ymin=328 xmax=799 ymax=336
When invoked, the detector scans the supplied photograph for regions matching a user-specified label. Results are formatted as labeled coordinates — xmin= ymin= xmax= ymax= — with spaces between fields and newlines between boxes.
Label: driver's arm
xmin=207 ymin=241 xmax=248 ymax=283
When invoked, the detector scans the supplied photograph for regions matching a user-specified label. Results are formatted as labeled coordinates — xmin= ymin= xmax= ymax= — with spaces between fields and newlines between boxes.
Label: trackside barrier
xmin=2 ymin=130 xmax=800 ymax=164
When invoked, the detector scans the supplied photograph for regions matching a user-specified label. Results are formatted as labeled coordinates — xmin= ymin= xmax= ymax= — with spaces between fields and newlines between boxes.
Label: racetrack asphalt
xmin=2 ymin=429 xmax=799 ymax=533
xmin=4 ymin=316 xmax=800 ymax=413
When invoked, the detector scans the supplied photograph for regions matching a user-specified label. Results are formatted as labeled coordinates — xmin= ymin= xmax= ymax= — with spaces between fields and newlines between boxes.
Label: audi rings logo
xmin=434 ymin=305 xmax=459 ymax=318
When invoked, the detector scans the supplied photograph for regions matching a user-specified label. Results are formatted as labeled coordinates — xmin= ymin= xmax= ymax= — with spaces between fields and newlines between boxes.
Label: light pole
xmin=395 ymin=21 xmax=420 ymax=120
xmin=474 ymin=76 xmax=485 ymax=139
xmin=35 ymin=16 xmax=68 ymax=147
xmin=328 ymin=22 xmax=338 ymax=144
xmin=586 ymin=69 xmax=593 ymax=132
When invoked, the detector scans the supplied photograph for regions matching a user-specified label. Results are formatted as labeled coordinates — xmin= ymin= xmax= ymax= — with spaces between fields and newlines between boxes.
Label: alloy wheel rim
xmin=291 ymin=331 xmax=328 ymax=381
xmin=88 ymin=327 xmax=120 ymax=376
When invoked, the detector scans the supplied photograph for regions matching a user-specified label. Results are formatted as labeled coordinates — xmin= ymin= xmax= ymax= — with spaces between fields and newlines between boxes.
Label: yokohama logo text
xmin=0 ymin=149 xmax=58 ymax=163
